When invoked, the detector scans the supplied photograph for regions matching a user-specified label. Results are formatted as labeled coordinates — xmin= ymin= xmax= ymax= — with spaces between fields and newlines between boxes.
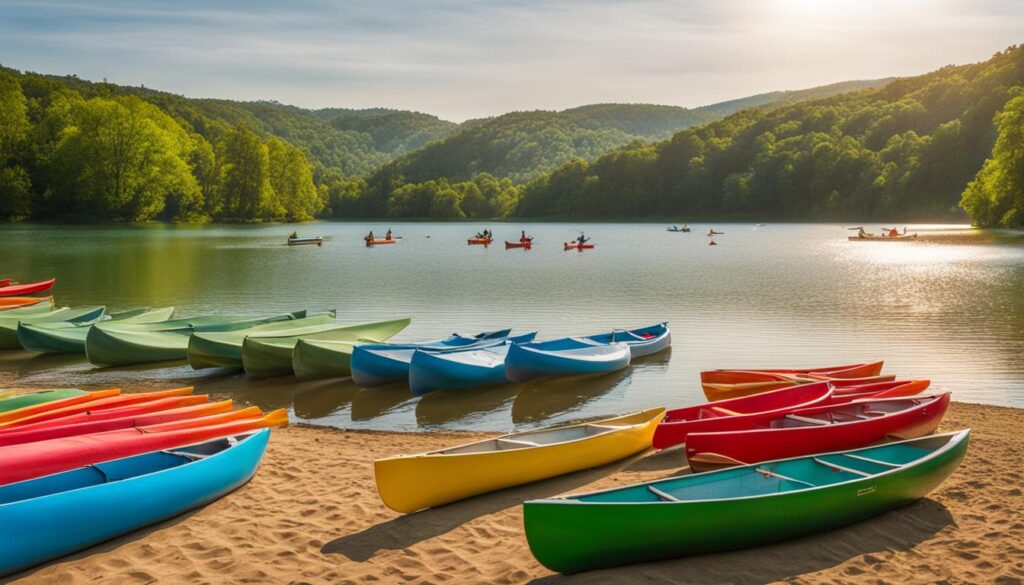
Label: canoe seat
xmin=647 ymin=485 xmax=680 ymax=502
xmin=497 ymin=439 xmax=539 ymax=450
xmin=784 ymin=414 xmax=830 ymax=426
xmin=863 ymin=410 xmax=887 ymax=417
xmin=754 ymin=467 xmax=815 ymax=488
xmin=710 ymin=406 xmax=742 ymax=417
xmin=812 ymin=457 xmax=871 ymax=477
xmin=842 ymin=453 xmax=901 ymax=468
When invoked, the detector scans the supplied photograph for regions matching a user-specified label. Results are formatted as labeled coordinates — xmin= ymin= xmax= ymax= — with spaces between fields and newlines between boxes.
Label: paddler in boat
xmin=887 ymin=227 xmax=899 ymax=238
xmin=857 ymin=227 xmax=868 ymax=239
xmin=367 ymin=229 xmax=374 ymax=242
xmin=576 ymin=232 xmax=590 ymax=246
xmin=520 ymin=230 xmax=532 ymax=243
xmin=385 ymin=228 xmax=392 ymax=240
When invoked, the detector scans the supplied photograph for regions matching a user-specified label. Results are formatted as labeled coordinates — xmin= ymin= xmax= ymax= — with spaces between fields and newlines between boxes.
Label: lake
xmin=1 ymin=222 xmax=1022 ymax=432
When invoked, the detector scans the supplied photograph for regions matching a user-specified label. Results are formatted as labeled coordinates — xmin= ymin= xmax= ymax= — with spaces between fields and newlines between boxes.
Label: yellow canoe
xmin=374 ymin=407 xmax=665 ymax=513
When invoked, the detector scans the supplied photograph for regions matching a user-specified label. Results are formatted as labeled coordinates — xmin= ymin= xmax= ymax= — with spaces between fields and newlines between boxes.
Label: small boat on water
xmin=666 ymin=226 xmax=691 ymax=232
xmin=365 ymin=237 xmax=397 ymax=246
xmin=0 ymin=429 xmax=271 ymax=577
xmin=17 ymin=307 xmax=176 ymax=354
xmin=0 ymin=278 xmax=56 ymax=297
xmin=375 ymin=408 xmax=665 ymax=513
xmin=409 ymin=341 xmax=519 ymax=395
xmin=468 ymin=237 xmax=493 ymax=245
xmin=0 ymin=297 xmax=53 ymax=312
xmin=849 ymin=234 xmax=919 ymax=241
xmin=702 ymin=361 xmax=884 ymax=386
xmin=505 ymin=240 xmax=532 ymax=249
xmin=0 ymin=306 xmax=107 ymax=349
xmin=287 ymin=236 xmax=323 ymax=246
xmin=505 ymin=338 xmax=630 ymax=383
xmin=564 ymin=243 xmax=594 ymax=250
xmin=523 ymin=430 xmax=969 ymax=573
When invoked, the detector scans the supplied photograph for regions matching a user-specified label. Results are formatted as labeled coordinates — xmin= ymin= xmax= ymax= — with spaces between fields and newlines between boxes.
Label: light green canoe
xmin=187 ymin=312 xmax=337 ymax=370
xmin=0 ymin=306 xmax=107 ymax=349
xmin=242 ymin=317 xmax=411 ymax=379
xmin=85 ymin=311 xmax=305 ymax=367
xmin=292 ymin=339 xmax=360 ymax=380
xmin=16 ymin=307 xmax=176 ymax=354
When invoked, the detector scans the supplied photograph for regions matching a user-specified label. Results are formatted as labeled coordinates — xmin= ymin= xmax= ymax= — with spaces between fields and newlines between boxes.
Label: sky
xmin=1 ymin=0 xmax=1021 ymax=121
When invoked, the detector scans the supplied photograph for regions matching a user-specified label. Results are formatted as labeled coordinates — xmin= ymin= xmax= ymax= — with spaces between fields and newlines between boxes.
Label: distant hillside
xmin=694 ymin=79 xmax=895 ymax=117
xmin=314 ymin=108 xmax=458 ymax=155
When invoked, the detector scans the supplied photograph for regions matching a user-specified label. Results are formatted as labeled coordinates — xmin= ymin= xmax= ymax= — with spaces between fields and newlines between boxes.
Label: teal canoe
xmin=524 ymin=430 xmax=970 ymax=573
xmin=0 ymin=389 xmax=86 ymax=414
xmin=17 ymin=307 xmax=176 ymax=354
xmin=186 ymin=312 xmax=337 ymax=370
xmin=241 ymin=317 xmax=411 ymax=379
xmin=85 ymin=312 xmax=304 ymax=367
xmin=0 ymin=306 xmax=106 ymax=349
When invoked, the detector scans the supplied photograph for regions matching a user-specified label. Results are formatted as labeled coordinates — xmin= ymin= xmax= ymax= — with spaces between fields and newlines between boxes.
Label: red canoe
xmin=564 ymin=243 xmax=595 ymax=250
xmin=0 ymin=400 xmax=237 ymax=446
xmin=684 ymin=393 xmax=950 ymax=471
xmin=0 ymin=408 xmax=288 ymax=486
xmin=652 ymin=382 xmax=833 ymax=449
xmin=0 ymin=387 xmax=194 ymax=428
xmin=0 ymin=278 xmax=56 ymax=297
xmin=468 ymin=238 xmax=493 ymax=245
xmin=701 ymin=361 xmax=884 ymax=386
xmin=703 ymin=373 xmax=895 ymax=401
xmin=505 ymin=240 xmax=532 ymax=249
xmin=364 ymin=238 xmax=396 ymax=246
xmin=0 ymin=279 xmax=11 ymax=288
xmin=829 ymin=379 xmax=931 ymax=402
xmin=0 ymin=393 xmax=208 ymax=432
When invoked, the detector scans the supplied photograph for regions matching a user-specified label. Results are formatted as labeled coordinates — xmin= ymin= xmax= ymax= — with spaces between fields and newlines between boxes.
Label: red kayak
xmin=701 ymin=361 xmax=884 ymax=386
xmin=0 ymin=400 xmax=237 ymax=446
xmin=0 ymin=278 xmax=56 ymax=297
xmin=653 ymin=382 xmax=833 ymax=449
xmin=505 ymin=240 xmax=532 ymax=249
xmin=468 ymin=237 xmax=493 ymax=245
xmin=365 ymin=238 xmax=396 ymax=246
xmin=0 ymin=389 xmax=121 ymax=425
xmin=684 ymin=393 xmax=950 ymax=471
xmin=0 ymin=394 xmax=209 ymax=432
xmin=0 ymin=408 xmax=288 ymax=486
xmin=564 ymin=243 xmax=594 ymax=250
xmin=0 ymin=387 xmax=194 ymax=428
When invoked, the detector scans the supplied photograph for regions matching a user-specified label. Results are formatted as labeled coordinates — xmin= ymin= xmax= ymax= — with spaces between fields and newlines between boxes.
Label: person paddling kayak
xmin=576 ymin=233 xmax=590 ymax=245
xmin=386 ymin=228 xmax=393 ymax=240
xmin=367 ymin=230 xmax=375 ymax=241
xmin=520 ymin=230 xmax=533 ymax=243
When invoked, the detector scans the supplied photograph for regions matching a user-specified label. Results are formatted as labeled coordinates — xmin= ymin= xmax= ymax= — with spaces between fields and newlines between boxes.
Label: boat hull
xmin=0 ymin=306 xmax=106 ymax=349
xmin=0 ymin=278 xmax=55 ymax=297
xmin=186 ymin=314 xmax=337 ymax=370
xmin=18 ymin=307 xmax=175 ymax=354
xmin=505 ymin=342 xmax=630 ymax=383
xmin=505 ymin=241 xmax=532 ymax=249
xmin=408 ymin=347 xmax=510 ymax=395
xmin=0 ymin=390 xmax=86 ymax=414
xmin=0 ymin=297 xmax=54 ymax=312
xmin=292 ymin=339 xmax=356 ymax=380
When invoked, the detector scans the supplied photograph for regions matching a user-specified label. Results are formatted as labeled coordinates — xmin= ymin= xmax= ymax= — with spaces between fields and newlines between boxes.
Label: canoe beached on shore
xmin=505 ymin=338 xmax=630 ymax=383
xmin=187 ymin=313 xmax=337 ymax=369
xmin=0 ymin=306 xmax=107 ymax=349
xmin=0 ymin=279 xmax=56 ymax=297
xmin=17 ymin=307 xmax=176 ymax=354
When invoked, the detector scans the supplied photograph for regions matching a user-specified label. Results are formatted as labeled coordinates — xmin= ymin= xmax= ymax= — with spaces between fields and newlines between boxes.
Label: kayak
xmin=240 ymin=317 xmax=412 ymax=378
xmin=505 ymin=240 xmax=532 ymax=249
xmin=349 ymin=330 xmax=534 ymax=387
xmin=684 ymin=393 xmax=951 ymax=471
xmin=375 ymin=408 xmax=665 ymax=513
xmin=505 ymin=338 xmax=630 ymax=383
xmin=0 ymin=389 xmax=121 ymax=425
xmin=85 ymin=312 xmax=304 ymax=367
xmin=523 ymin=430 xmax=969 ymax=573
xmin=409 ymin=342 xmax=518 ymax=395
xmin=0 ymin=278 xmax=55 ymax=297
xmin=17 ymin=307 xmax=176 ymax=354
xmin=0 ymin=306 xmax=107 ymax=349
xmin=652 ymin=381 xmax=833 ymax=450
xmin=701 ymin=361 xmax=885 ymax=386
xmin=702 ymin=373 xmax=896 ymax=401
xmin=0 ymin=409 xmax=287 ymax=487
xmin=0 ymin=429 xmax=270 ymax=577
xmin=287 ymin=236 xmax=322 ymax=246
xmin=1 ymin=395 xmax=211 ymax=434
xmin=467 ymin=237 xmax=493 ymax=245
xmin=564 ymin=243 xmax=594 ymax=250
xmin=849 ymin=234 xmax=918 ymax=241
xmin=830 ymin=379 xmax=931 ymax=401
xmin=0 ymin=387 xmax=195 ymax=428
xmin=187 ymin=313 xmax=337 ymax=369
xmin=0 ymin=297 xmax=54 ymax=312
xmin=365 ymin=238 xmax=397 ymax=246
xmin=0 ymin=389 xmax=87 ymax=414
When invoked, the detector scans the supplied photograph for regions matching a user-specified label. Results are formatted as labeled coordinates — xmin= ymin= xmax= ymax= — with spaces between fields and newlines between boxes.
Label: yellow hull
xmin=374 ymin=407 xmax=665 ymax=513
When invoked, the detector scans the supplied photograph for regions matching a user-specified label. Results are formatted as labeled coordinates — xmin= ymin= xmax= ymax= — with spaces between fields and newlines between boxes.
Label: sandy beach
xmin=8 ymin=401 xmax=1023 ymax=585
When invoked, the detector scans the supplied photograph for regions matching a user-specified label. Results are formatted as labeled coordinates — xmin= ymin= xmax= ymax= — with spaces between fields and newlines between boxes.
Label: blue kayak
xmin=352 ymin=329 xmax=535 ymax=387
xmin=505 ymin=338 xmax=631 ymax=383
xmin=409 ymin=340 xmax=522 ymax=395
xmin=0 ymin=429 xmax=269 ymax=577
xmin=584 ymin=322 xmax=671 ymax=359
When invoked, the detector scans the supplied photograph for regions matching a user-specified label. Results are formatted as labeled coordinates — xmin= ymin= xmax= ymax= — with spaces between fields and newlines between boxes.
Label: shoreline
xmin=10 ymin=400 xmax=1023 ymax=584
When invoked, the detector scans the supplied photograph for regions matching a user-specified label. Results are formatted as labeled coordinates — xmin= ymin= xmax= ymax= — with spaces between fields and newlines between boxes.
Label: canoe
xmin=287 ymin=236 xmax=322 ymax=246
xmin=564 ymin=243 xmax=594 ymax=250
xmin=0 ymin=389 xmax=87 ymax=414
xmin=1 ymin=395 xmax=210 ymax=434
xmin=349 ymin=330 xmax=533 ymax=387
xmin=0 ymin=409 xmax=287 ymax=487
xmin=409 ymin=342 xmax=518 ymax=395
xmin=467 ymin=237 xmax=493 ymax=245
xmin=0 ymin=297 xmax=53 ymax=312
xmin=652 ymin=381 xmax=833 ymax=449
xmin=375 ymin=408 xmax=665 ymax=513
xmin=17 ymin=307 xmax=176 ymax=354
xmin=0 ymin=278 xmax=55 ymax=297
xmin=685 ymin=393 xmax=951 ymax=471
xmin=701 ymin=361 xmax=884 ymax=386
xmin=505 ymin=339 xmax=630 ymax=383
xmin=0 ymin=306 xmax=107 ymax=349
xmin=848 ymin=234 xmax=918 ymax=241
xmin=583 ymin=323 xmax=671 ymax=359
xmin=0 ymin=390 xmax=122 ymax=426
xmin=523 ymin=430 xmax=969 ymax=573
xmin=365 ymin=238 xmax=397 ymax=246
xmin=0 ymin=387 xmax=195 ymax=428
xmin=187 ymin=313 xmax=337 ymax=369
xmin=85 ymin=312 xmax=304 ymax=367
xmin=666 ymin=228 xmax=691 ymax=232
xmin=702 ymin=373 xmax=896 ymax=401
xmin=241 ymin=317 xmax=412 ymax=378
xmin=0 ymin=429 xmax=270 ymax=577
xmin=505 ymin=240 xmax=532 ymax=249
xmin=830 ymin=379 xmax=931 ymax=402
xmin=0 ymin=279 xmax=9 ymax=288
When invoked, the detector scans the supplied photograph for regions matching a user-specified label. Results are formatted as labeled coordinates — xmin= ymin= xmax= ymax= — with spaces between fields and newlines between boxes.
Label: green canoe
xmin=292 ymin=339 xmax=360 ymax=380
xmin=0 ymin=389 xmax=85 ymax=413
xmin=241 ymin=317 xmax=411 ymax=378
xmin=0 ymin=306 xmax=107 ymax=349
xmin=85 ymin=312 xmax=304 ymax=367
xmin=0 ymin=299 xmax=56 ymax=315
xmin=186 ymin=312 xmax=337 ymax=370
xmin=524 ymin=430 xmax=970 ymax=574
xmin=17 ymin=307 xmax=176 ymax=354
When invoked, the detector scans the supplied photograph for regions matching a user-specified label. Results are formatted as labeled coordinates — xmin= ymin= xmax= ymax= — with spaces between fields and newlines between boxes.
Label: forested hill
xmin=516 ymin=46 xmax=1024 ymax=226
xmin=693 ymin=79 xmax=894 ymax=117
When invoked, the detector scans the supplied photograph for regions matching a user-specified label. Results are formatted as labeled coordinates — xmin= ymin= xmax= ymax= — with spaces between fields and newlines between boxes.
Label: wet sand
xmin=10 ymin=401 xmax=1024 ymax=584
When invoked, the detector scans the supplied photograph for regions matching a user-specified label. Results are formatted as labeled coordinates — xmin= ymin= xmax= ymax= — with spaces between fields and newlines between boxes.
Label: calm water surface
xmin=1 ymin=222 xmax=1022 ymax=432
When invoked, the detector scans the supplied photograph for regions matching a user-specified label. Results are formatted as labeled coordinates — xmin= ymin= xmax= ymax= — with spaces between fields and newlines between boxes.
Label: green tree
xmin=961 ymin=93 xmax=1024 ymax=227
xmin=267 ymin=137 xmax=321 ymax=220
xmin=217 ymin=124 xmax=273 ymax=220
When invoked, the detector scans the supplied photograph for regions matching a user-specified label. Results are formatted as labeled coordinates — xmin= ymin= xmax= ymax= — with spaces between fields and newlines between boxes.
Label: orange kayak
xmin=0 ymin=387 xmax=195 ymax=428
xmin=505 ymin=240 xmax=532 ymax=249
xmin=0 ymin=389 xmax=121 ymax=425
xmin=701 ymin=361 xmax=884 ymax=386
xmin=468 ymin=238 xmax=493 ymax=245
xmin=703 ymin=373 xmax=896 ymax=401
xmin=564 ymin=243 xmax=594 ymax=250
xmin=0 ymin=297 xmax=53 ymax=310
xmin=365 ymin=238 xmax=397 ymax=246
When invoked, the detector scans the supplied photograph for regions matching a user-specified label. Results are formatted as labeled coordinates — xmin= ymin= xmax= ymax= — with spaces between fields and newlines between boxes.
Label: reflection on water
xmin=1 ymin=222 xmax=1023 ymax=432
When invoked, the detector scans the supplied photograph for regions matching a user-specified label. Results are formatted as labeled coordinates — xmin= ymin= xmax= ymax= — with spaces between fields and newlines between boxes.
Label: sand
xmin=8 ymin=401 xmax=1024 ymax=585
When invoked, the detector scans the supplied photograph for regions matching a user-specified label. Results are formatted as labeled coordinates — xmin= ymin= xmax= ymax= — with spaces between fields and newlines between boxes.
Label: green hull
xmin=187 ymin=313 xmax=336 ymax=370
xmin=242 ymin=317 xmax=410 ymax=378
xmin=292 ymin=339 xmax=358 ymax=380
xmin=0 ymin=306 xmax=106 ymax=349
xmin=523 ymin=431 xmax=970 ymax=574
xmin=85 ymin=312 xmax=301 ymax=367
xmin=0 ymin=389 xmax=85 ymax=413
xmin=17 ymin=307 xmax=175 ymax=354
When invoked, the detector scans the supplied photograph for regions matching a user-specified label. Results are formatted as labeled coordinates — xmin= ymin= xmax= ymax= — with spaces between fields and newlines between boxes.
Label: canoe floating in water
xmin=408 ymin=342 xmax=518 ymax=395
xmin=17 ymin=307 xmax=175 ymax=354
xmin=0 ymin=297 xmax=54 ymax=312
xmin=505 ymin=338 xmax=630 ymax=383
xmin=505 ymin=240 xmax=532 ymax=249
xmin=365 ymin=238 xmax=397 ymax=246
xmin=848 ymin=234 xmax=918 ymax=241
xmin=685 ymin=393 xmax=951 ymax=471
xmin=523 ymin=430 xmax=969 ymax=573
xmin=240 ymin=317 xmax=412 ymax=378
xmin=564 ymin=243 xmax=594 ymax=250
xmin=701 ymin=361 xmax=885 ymax=386
xmin=349 ymin=330 xmax=532 ymax=387
xmin=375 ymin=408 xmax=665 ymax=513
xmin=0 ymin=429 xmax=270 ymax=577
xmin=287 ymin=236 xmax=323 ymax=246
xmin=467 ymin=237 xmax=493 ymax=245
xmin=0 ymin=278 xmax=55 ymax=297
xmin=187 ymin=313 xmax=337 ymax=370
xmin=0 ymin=306 xmax=107 ymax=349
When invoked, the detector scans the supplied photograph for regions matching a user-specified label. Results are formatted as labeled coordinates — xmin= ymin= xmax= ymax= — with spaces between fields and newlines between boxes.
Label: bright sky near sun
xmin=1 ymin=0 xmax=1021 ymax=121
